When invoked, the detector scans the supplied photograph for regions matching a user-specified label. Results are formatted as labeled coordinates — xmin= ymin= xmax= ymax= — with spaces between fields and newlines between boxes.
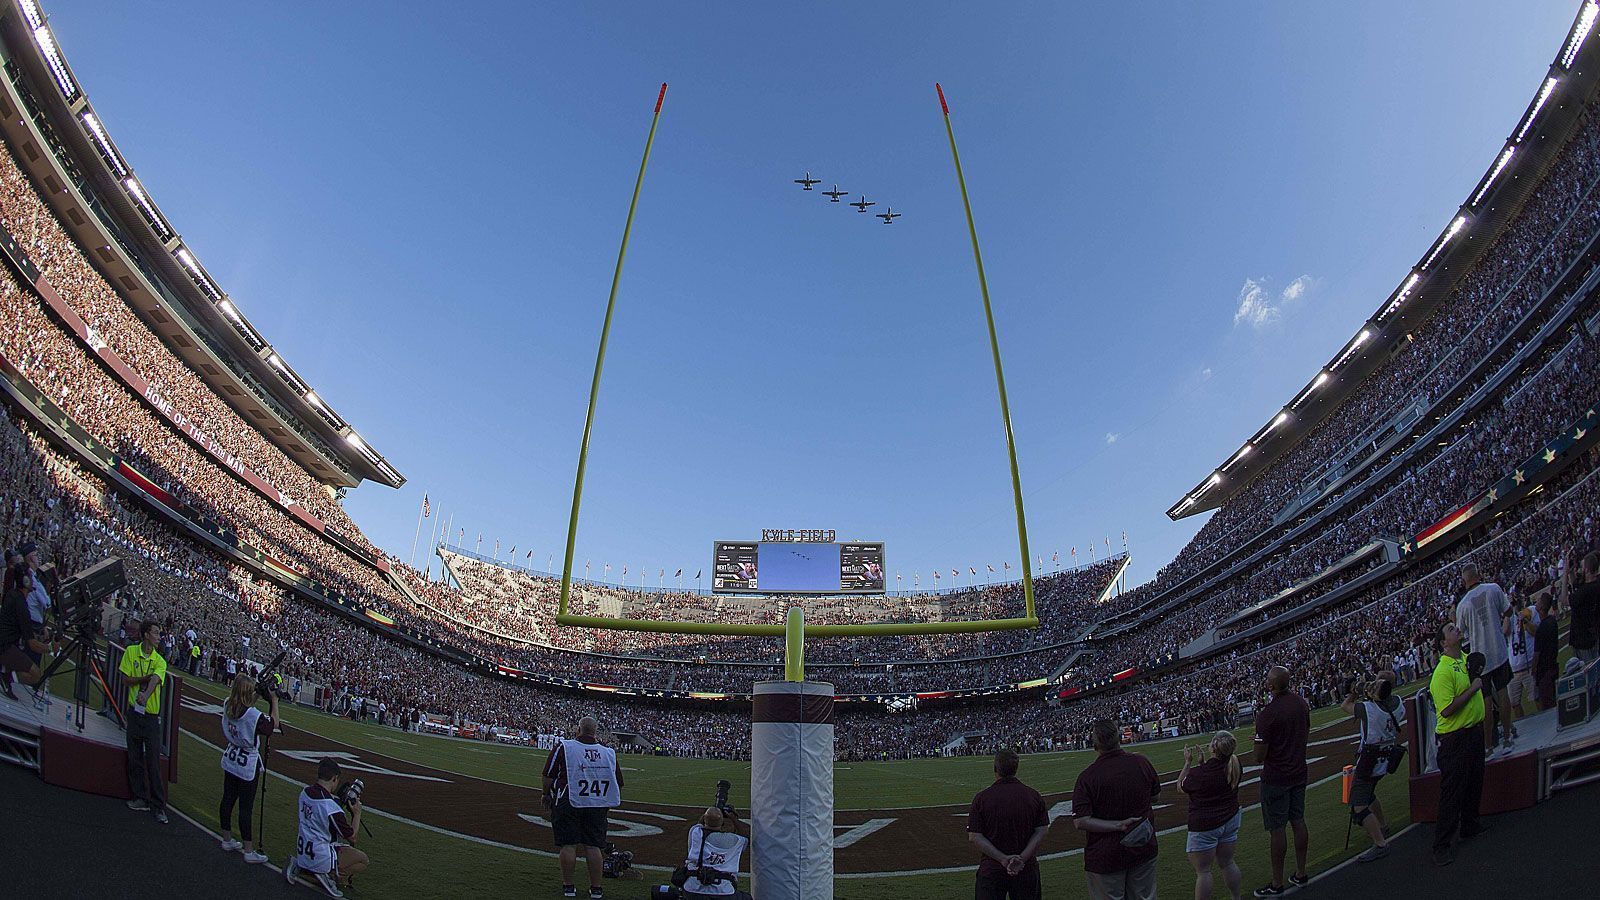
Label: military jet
xmin=821 ymin=185 xmax=848 ymax=202
xmin=876 ymin=208 xmax=902 ymax=224
xmin=850 ymin=195 xmax=876 ymax=213
xmin=793 ymin=172 xmax=820 ymax=190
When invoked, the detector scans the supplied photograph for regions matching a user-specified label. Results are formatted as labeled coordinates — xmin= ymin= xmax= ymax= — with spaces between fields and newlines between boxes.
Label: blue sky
xmin=49 ymin=1 xmax=1584 ymax=589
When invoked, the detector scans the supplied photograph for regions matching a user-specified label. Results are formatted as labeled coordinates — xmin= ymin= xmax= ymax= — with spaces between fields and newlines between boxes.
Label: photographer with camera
xmin=542 ymin=715 xmax=623 ymax=900
xmin=119 ymin=619 xmax=168 ymax=825
xmin=1339 ymin=672 xmax=1406 ymax=862
xmin=0 ymin=560 xmax=48 ymax=698
xmin=1430 ymin=622 xmax=1487 ymax=867
xmin=285 ymin=757 xmax=369 ymax=898
xmin=217 ymin=671 xmax=279 ymax=863
xmin=676 ymin=791 xmax=751 ymax=900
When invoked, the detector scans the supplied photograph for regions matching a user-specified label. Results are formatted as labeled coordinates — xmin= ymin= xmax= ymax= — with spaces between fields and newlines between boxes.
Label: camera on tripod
xmin=53 ymin=557 xmax=126 ymax=637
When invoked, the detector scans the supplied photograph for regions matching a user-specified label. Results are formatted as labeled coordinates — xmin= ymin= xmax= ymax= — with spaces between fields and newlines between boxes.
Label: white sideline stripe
xmin=179 ymin=728 xmax=677 ymax=873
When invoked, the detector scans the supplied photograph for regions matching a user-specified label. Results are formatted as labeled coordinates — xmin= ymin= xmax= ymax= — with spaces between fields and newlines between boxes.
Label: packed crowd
xmin=1093 ymin=101 xmax=1600 ymax=630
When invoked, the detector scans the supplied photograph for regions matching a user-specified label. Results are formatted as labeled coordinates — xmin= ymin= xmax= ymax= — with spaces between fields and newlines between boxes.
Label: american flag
xmin=969 ymin=567 xmax=976 ymax=576
xmin=421 ymin=494 xmax=430 ymax=517
xmin=987 ymin=564 xmax=995 ymax=573
xmin=674 ymin=568 xmax=682 ymax=578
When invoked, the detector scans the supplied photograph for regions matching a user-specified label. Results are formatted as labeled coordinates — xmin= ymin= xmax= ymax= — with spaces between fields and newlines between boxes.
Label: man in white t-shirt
xmin=1455 ymin=564 xmax=1514 ymax=756
xmin=1506 ymin=600 xmax=1540 ymax=719
xmin=681 ymin=807 xmax=751 ymax=899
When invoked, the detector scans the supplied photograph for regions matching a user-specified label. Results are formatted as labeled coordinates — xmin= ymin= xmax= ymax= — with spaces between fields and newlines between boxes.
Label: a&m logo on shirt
xmin=585 ymin=748 xmax=602 ymax=762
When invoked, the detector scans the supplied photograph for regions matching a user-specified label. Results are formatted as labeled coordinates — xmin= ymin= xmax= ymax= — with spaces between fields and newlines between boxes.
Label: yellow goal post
xmin=553 ymin=84 xmax=1037 ymax=677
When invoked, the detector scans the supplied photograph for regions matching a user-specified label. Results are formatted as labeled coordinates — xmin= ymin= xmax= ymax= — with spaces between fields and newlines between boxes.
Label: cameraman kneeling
xmin=680 ymin=807 xmax=751 ymax=899
xmin=286 ymin=757 xmax=369 ymax=898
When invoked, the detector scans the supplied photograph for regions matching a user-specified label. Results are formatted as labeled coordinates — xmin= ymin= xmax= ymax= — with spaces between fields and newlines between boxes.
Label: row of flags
xmin=415 ymin=494 xmax=1128 ymax=588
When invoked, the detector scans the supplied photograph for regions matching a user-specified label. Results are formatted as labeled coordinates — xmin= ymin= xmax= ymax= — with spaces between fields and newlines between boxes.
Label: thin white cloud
xmin=1232 ymin=275 xmax=1314 ymax=329
xmin=1105 ymin=432 xmax=1120 ymax=445
xmin=1233 ymin=277 xmax=1278 ymax=328
xmin=1201 ymin=367 xmax=1213 ymax=379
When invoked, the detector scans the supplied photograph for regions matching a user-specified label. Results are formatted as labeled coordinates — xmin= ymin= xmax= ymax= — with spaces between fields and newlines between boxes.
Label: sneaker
xmin=1461 ymin=822 xmax=1490 ymax=840
xmin=220 ymin=838 xmax=243 ymax=852
xmin=1290 ymin=873 xmax=1309 ymax=888
xmin=1253 ymin=886 xmax=1286 ymax=897
xmin=312 ymin=871 xmax=345 ymax=898
xmin=589 ymin=889 xmax=604 ymax=900
xmin=1433 ymin=846 xmax=1456 ymax=867
xmin=126 ymin=798 xmax=149 ymax=811
xmin=242 ymin=851 xmax=268 ymax=864
xmin=561 ymin=887 xmax=577 ymax=898
xmin=1357 ymin=844 xmax=1391 ymax=862
xmin=154 ymin=809 xmax=168 ymax=825
xmin=285 ymin=860 xmax=300 ymax=884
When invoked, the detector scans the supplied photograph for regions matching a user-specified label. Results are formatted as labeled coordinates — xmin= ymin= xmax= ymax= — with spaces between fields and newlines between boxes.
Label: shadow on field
xmin=0 ymin=761 xmax=301 ymax=898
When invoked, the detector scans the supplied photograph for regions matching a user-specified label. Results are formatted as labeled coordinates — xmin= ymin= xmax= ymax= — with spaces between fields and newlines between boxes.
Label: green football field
xmin=164 ymin=677 xmax=1420 ymax=899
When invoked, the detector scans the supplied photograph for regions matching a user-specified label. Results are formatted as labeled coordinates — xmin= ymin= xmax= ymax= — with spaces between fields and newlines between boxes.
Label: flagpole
xmin=408 ymin=497 xmax=425 ymax=568
xmin=937 ymin=83 xmax=1034 ymax=622
xmin=558 ymin=83 xmax=669 ymax=619
xmin=426 ymin=507 xmax=441 ymax=571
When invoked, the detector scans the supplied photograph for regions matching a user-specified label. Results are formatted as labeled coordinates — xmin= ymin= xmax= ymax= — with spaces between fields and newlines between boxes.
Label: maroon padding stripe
xmin=751 ymin=693 xmax=834 ymax=725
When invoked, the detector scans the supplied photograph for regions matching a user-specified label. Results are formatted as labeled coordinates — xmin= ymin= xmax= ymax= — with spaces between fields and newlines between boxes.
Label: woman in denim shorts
xmin=1181 ymin=731 xmax=1244 ymax=900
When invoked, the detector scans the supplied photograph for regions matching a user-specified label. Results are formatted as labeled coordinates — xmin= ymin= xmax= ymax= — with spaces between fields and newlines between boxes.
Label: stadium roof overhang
xmin=1169 ymin=0 xmax=1600 ymax=520
xmin=0 ymin=0 xmax=403 ymax=489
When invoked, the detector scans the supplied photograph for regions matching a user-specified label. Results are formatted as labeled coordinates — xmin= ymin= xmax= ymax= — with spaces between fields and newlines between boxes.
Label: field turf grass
xmin=168 ymin=677 xmax=1419 ymax=899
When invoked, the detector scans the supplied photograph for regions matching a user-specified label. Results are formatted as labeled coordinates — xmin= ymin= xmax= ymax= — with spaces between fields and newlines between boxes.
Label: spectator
xmin=1570 ymin=552 xmax=1600 ymax=666
xmin=1506 ymin=597 xmax=1539 ymax=719
xmin=1429 ymin=622 xmax=1487 ymax=867
xmin=218 ymin=673 xmax=279 ymax=864
xmin=1071 ymin=719 xmax=1160 ymax=900
xmin=1180 ymin=731 xmax=1243 ymax=900
xmin=1455 ymin=564 xmax=1514 ymax=755
xmin=119 ymin=619 xmax=168 ymax=825
xmin=1532 ymin=591 xmax=1561 ymax=710
xmin=966 ymin=748 xmax=1049 ymax=900
xmin=1251 ymin=666 xmax=1308 ymax=897
xmin=0 ymin=560 xmax=46 ymax=696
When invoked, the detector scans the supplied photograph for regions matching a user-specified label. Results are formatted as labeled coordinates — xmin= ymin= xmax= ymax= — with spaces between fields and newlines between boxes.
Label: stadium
xmin=2 ymin=1 xmax=1600 ymax=898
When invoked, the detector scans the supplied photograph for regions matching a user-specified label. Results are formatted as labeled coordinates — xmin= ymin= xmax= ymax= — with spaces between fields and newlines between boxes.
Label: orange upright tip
xmin=936 ymin=83 xmax=949 ymax=115
xmin=655 ymin=83 xmax=668 ymax=113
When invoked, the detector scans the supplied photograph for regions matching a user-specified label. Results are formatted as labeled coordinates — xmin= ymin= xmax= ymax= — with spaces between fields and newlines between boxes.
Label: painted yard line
xmin=178 ymin=728 xmax=677 ymax=871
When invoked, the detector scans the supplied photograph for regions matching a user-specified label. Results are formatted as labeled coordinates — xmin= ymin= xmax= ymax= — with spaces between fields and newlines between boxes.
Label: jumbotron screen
xmin=712 ymin=541 xmax=886 ymax=594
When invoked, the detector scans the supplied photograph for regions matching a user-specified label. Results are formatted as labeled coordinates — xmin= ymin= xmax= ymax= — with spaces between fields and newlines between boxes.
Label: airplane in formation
xmin=794 ymin=174 xmax=900 ymax=221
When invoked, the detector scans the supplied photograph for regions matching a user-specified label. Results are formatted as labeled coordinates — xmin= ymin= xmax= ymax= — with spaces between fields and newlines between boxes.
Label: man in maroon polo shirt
xmin=1072 ymin=719 xmax=1161 ymax=900
xmin=1251 ymin=665 xmax=1310 ymax=897
xmin=967 ymin=749 xmax=1050 ymax=900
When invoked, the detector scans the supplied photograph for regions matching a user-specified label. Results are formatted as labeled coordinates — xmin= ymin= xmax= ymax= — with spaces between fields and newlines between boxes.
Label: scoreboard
xmin=712 ymin=540 xmax=886 ymax=595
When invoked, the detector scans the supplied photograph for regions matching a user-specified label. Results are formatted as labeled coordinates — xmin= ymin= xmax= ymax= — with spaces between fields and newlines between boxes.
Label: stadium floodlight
xmin=345 ymin=432 xmax=365 ymax=449
xmin=1562 ymin=1 xmax=1599 ymax=70
xmin=175 ymin=248 xmax=222 ymax=300
xmin=121 ymin=177 xmax=173 ymax=240
xmin=19 ymin=0 xmax=43 ymax=29
xmin=553 ymin=83 xmax=1039 ymax=654
xmin=1378 ymin=272 xmax=1421 ymax=322
xmin=29 ymin=25 xmax=77 ymax=101
xmin=79 ymin=112 xmax=129 ymax=177
xmin=1332 ymin=328 xmax=1372 ymax=370
xmin=1472 ymin=147 xmax=1515 ymax=207
xmin=1421 ymin=215 xmax=1467 ymax=271
xmin=1222 ymin=443 xmax=1252 ymax=472
xmin=1518 ymin=78 xmax=1559 ymax=143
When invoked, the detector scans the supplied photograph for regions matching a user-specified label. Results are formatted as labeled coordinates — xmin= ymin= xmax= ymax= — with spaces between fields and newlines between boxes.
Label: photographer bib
xmin=294 ymin=789 xmax=343 ymax=874
xmin=684 ymin=824 xmax=747 ymax=895
xmin=220 ymin=707 xmax=264 ymax=780
xmin=561 ymin=739 xmax=620 ymax=808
